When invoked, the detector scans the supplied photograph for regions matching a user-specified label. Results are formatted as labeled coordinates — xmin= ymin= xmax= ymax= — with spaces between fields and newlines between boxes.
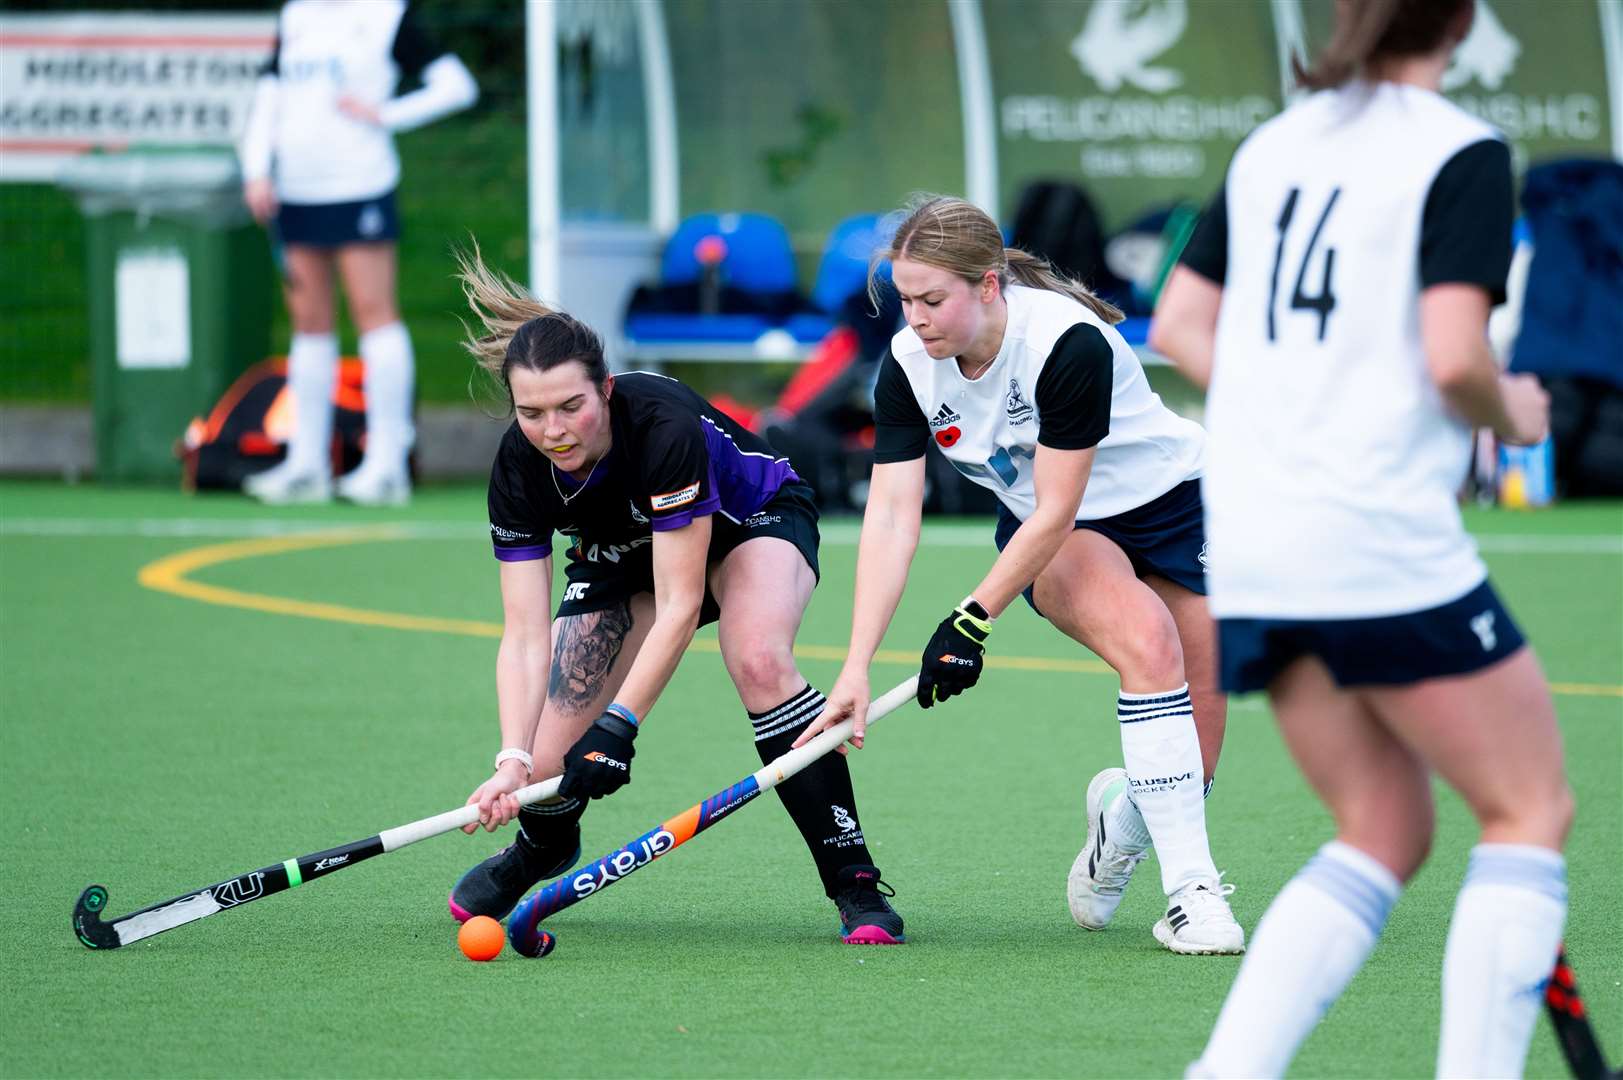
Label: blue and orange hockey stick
xmin=507 ymin=676 xmax=918 ymax=957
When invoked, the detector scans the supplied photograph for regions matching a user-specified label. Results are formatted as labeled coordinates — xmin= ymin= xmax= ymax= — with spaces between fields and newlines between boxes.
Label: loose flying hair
xmin=1294 ymin=0 xmax=1473 ymax=91
xmin=455 ymin=242 xmax=609 ymax=412
xmin=872 ymin=195 xmax=1123 ymax=325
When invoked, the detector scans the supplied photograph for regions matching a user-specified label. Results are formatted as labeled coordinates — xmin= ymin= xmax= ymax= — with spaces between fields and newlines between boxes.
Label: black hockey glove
xmin=917 ymin=599 xmax=993 ymax=708
xmin=560 ymin=710 xmax=638 ymax=799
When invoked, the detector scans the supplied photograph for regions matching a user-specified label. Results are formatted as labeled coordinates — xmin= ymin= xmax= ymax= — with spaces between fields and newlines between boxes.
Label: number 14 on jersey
xmin=1268 ymin=187 xmax=1341 ymax=342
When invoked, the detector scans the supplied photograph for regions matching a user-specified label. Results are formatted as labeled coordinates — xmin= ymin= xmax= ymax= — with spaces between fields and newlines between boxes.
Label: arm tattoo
xmin=549 ymin=602 xmax=633 ymax=711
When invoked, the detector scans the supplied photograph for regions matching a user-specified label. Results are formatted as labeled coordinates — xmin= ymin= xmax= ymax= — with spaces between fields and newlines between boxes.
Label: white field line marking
xmin=2 ymin=517 xmax=1621 ymax=555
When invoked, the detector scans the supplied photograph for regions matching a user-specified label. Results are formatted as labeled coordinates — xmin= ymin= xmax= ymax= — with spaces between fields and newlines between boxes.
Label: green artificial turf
xmin=1 ymin=483 xmax=1618 ymax=1077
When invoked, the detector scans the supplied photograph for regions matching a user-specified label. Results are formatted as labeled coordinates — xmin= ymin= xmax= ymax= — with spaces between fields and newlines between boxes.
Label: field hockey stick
xmin=73 ymin=777 xmax=564 ymax=950
xmin=507 ymin=675 xmax=919 ymax=957
xmin=1547 ymin=945 xmax=1621 ymax=1079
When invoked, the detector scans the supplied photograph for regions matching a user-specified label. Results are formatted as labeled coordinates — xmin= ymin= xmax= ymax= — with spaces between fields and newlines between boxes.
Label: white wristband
xmin=493 ymin=747 xmax=533 ymax=775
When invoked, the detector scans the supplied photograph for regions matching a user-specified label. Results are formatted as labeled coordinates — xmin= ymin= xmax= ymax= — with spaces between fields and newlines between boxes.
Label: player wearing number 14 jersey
xmin=1153 ymin=0 xmax=1573 ymax=1074
xmin=793 ymin=195 xmax=1243 ymax=954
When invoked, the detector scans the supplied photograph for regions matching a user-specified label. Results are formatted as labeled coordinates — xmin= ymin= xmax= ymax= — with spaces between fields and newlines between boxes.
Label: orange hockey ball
xmin=458 ymin=915 xmax=505 ymax=961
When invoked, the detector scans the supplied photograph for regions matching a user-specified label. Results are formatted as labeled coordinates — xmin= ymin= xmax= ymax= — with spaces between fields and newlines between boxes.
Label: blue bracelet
xmin=604 ymin=702 xmax=639 ymax=728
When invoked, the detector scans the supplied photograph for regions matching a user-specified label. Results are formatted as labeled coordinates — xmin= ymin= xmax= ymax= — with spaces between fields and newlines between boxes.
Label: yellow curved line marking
xmin=136 ymin=530 xmax=1620 ymax=697
xmin=136 ymin=528 xmax=502 ymax=639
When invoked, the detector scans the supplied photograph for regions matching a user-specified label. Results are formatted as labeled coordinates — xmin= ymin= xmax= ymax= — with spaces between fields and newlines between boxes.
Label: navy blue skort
xmin=1217 ymin=578 xmax=1526 ymax=693
xmin=994 ymin=477 xmax=1209 ymax=619
xmin=274 ymin=190 xmax=400 ymax=248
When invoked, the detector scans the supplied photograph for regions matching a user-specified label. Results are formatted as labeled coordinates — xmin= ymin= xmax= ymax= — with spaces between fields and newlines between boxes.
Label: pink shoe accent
xmin=842 ymin=925 xmax=903 ymax=945
xmin=448 ymin=893 xmax=475 ymax=923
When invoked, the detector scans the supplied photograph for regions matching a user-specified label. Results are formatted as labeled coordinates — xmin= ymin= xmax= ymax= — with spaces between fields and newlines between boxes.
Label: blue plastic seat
xmin=781 ymin=214 xmax=898 ymax=344
xmin=659 ymin=212 xmax=798 ymax=294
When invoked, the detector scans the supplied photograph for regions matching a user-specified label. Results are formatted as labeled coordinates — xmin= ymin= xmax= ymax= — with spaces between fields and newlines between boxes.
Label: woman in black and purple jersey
xmin=445 ymin=249 xmax=904 ymax=945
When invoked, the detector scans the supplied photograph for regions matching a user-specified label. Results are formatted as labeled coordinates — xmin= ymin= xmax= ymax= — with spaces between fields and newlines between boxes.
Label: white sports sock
xmin=1196 ymin=841 xmax=1400 ymax=1078
xmin=1118 ymin=685 xmax=1216 ymax=893
xmin=1105 ymin=769 xmax=1215 ymax=854
xmin=357 ymin=321 xmax=415 ymax=473
xmin=1437 ymin=844 xmax=1567 ymax=1078
xmin=284 ymin=332 xmax=338 ymax=474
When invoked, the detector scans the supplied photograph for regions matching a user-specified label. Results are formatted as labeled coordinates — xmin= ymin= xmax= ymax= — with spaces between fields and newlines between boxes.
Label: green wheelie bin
xmin=58 ymin=148 xmax=272 ymax=483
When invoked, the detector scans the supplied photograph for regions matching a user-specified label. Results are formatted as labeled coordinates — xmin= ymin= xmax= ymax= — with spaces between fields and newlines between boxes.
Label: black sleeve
xmin=260 ymin=35 xmax=281 ymax=77
xmin=1034 ymin=324 xmax=1113 ymax=451
xmin=1420 ymin=138 xmax=1514 ymax=304
xmin=1178 ymin=182 xmax=1228 ymax=285
xmin=391 ymin=5 xmax=448 ymax=82
xmin=641 ymin=416 xmax=718 ymax=530
xmin=871 ymin=349 xmax=931 ymax=464
xmin=487 ymin=426 xmax=552 ymax=562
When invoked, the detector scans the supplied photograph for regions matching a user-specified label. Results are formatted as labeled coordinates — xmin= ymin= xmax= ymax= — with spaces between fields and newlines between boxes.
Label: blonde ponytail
xmin=877 ymin=195 xmax=1123 ymax=325
xmin=1004 ymin=248 xmax=1123 ymax=325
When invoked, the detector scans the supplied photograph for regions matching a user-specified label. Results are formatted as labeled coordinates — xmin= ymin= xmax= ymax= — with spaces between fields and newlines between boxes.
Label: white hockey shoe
xmin=243 ymin=462 xmax=332 ymax=505
xmin=1068 ymin=767 xmax=1150 ymax=930
xmin=335 ymin=466 xmax=410 ymax=507
xmin=1153 ymin=877 xmax=1245 ymax=955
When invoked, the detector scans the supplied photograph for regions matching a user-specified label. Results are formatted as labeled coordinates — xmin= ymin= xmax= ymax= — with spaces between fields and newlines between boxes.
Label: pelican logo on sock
xmin=832 ymin=805 xmax=857 ymax=833
xmin=1469 ymin=611 xmax=1497 ymax=651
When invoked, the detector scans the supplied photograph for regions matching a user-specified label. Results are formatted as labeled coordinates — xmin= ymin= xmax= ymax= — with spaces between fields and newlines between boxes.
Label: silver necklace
xmin=551 ymin=453 xmax=604 ymax=505
xmin=960 ymin=352 xmax=996 ymax=381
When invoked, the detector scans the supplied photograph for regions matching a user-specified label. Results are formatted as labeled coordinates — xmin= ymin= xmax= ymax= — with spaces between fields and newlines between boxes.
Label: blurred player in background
xmin=797 ymin=195 xmax=1244 ymax=955
xmin=237 ymin=0 xmax=478 ymax=505
xmin=447 ymin=249 xmax=906 ymax=945
xmin=1151 ymin=0 xmax=1573 ymax=1073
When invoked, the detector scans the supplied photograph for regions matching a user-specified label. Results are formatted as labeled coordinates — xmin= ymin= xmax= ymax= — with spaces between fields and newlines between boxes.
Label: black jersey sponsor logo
xmin=929 ymin=404 xmax=962 ymax=429
xmin=579 ymin=536 xmax=653 ymax=564
xmin=490 ymin=523 xmax=532 ymax=542
xmin=1006 ymin=380 xmax=1035 ymax=425
xmin=628 ymin=500 xmax=649 ymax=525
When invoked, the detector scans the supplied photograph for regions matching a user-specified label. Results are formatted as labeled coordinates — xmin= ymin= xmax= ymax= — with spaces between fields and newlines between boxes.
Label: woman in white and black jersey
xmin=1153 ymin=1 xmax=1573 ymax=1074
xmin=237 ymin=0 xmax=478 ymax=506
xmin=445 ymin=250 xmax=905 ymax=946
xmin=794 ymin=196 xmax=1244 ymax=955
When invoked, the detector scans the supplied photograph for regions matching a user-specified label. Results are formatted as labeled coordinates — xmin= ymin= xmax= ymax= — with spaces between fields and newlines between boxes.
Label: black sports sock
xmin=517 ymin=795 xmax=586 ymax=855
xmin=749 ymin=685 xmax=874 ymax=897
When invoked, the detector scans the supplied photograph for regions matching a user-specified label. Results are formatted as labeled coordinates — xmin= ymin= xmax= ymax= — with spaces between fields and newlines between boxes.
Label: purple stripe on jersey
xmin=699 ymin=415 xmax=799 ymax=520
xmin=493 ymin=543 xmax=551 ymax=562
xmin=650 ymin=493 xmax=722 ymax=532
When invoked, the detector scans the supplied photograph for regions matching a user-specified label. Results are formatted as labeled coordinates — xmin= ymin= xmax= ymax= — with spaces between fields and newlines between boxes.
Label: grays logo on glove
xmin=917 ymin=599 xmax=993 ymax=708
xmin=560 ymin=711 xmax=638 ymax=799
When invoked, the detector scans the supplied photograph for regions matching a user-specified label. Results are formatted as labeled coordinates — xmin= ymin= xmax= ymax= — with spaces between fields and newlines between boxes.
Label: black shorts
xmin=1217 ymin=579 xmax=1526 ymax=693
xmin=275 ymin=190 xmax=400 ymax=247
xmin=994 ymin=478 xmax=1208 ymax=619
xmin=556 ymin=481 xmax=821 ymax=625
